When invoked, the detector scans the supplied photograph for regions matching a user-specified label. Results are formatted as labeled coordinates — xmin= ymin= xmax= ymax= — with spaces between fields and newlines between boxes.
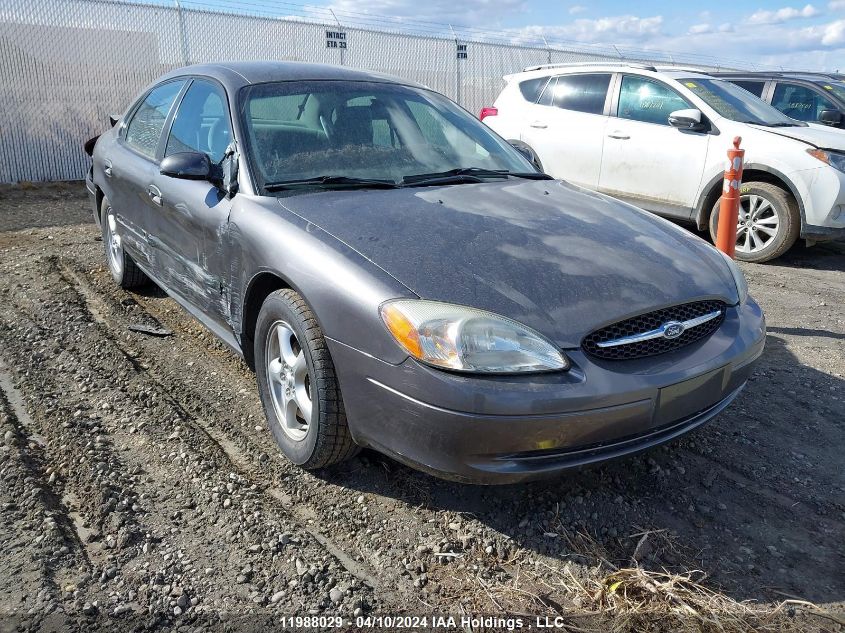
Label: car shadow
xmin=319 ymin=334 xmax=845 ymax=607
xmin=768 ymin=240 xmax=845 ymax=272
xmin=684 ymin=221 xmax=844 ymax=273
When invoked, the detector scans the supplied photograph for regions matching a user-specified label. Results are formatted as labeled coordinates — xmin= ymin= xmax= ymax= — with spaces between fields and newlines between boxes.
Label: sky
xmin=239 ymin=0 xmax=845 ymax=70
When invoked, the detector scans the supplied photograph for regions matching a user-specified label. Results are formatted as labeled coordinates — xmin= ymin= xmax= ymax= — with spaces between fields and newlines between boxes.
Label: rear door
xmin=598 ymin=74 xmax=709 ymax=217
xmin=151 ymin=77 xmax=234 ymax=329
xmin=110 ymin=80 xmax=186 ymax=269
xmin=520 ymin=73 xmax=612 ymax=189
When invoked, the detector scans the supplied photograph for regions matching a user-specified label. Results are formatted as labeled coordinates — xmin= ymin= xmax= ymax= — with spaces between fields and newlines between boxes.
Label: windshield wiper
xmin=264 ymin=176 xmax=399 ymax=191
xmin=742 ymin=120 xmax=797 ymax=128
xmin=402 ymin=167 xmax=552 ymax=185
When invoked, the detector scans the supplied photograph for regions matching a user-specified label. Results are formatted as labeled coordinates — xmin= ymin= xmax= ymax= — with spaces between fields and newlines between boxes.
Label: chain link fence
xmin=1 ymin=0 xmax=736 ymax=183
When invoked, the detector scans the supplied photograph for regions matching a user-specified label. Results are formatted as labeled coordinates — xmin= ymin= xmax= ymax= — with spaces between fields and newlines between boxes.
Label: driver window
xmin=617 ymin=76 xmax=691 ymax=125
xmin=165 ymin=79 xmax=232 ymax=162
xmin=771 ymin=83 xmax=836 ymax=122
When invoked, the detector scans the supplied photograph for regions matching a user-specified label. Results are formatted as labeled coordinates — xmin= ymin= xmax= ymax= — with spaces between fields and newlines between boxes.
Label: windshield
xmin=680 ymin=77 xmax=800 ymax=126
xmin=239 ymin=80 xmax=535 ymax=190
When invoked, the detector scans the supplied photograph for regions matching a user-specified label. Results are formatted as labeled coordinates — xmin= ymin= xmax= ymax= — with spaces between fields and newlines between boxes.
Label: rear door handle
xmin=103 ymin=160 xmax=113 ymax=178
xmin=607 ymin=132 xmax=630 ymax=140
xmin=147 ymin=185 xmax=162 ymax=206
xmin=530 ymin=121 xmax=548 ymax=129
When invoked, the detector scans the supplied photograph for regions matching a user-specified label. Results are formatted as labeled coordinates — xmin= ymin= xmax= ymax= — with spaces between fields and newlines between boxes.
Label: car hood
xmin=753 ymin=123 xmax=845 ymax=150
xmin=276 ymin=180 xmax=737 ymax=347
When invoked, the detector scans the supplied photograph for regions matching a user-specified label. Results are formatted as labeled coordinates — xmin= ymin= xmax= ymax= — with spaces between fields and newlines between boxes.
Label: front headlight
xmin=807 ymin=148 xmax=845 ymax=173
xmin=719 ymin=251 xmax=748 ymax=304
xmin=380 ymin=300 xmax=569 ymax=373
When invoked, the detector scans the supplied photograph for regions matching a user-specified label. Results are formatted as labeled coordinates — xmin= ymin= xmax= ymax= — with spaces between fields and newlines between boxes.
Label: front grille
xmin=582 ymin=300 xmax=726 ymax=360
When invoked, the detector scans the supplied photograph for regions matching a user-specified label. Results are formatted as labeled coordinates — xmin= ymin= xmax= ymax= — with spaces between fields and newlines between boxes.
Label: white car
xmin=482 ymin=63 xmax=845 ymax=262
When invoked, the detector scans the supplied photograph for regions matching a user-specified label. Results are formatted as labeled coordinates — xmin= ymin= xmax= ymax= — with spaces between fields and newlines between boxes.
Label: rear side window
xmin=617 ymin=76 xmax=691 ymax=125
xmin=730 ymin=80 xmax=766 ymax=98
xmin=772 ymin=83 xmax=836 ymax=122
xmin=124 ymin=81 xmax=185 ymax=158
xmin=540 ymin=74 xmax=611 ymax=114
xmin=518 ymin=77 xmax=548 ymax=102
xmin=165 ymin=79 xmax=232 ymax=162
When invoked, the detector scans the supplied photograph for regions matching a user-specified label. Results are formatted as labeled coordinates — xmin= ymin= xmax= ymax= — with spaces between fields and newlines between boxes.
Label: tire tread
xmin=260 ymin=289 xmax=359 ymax=470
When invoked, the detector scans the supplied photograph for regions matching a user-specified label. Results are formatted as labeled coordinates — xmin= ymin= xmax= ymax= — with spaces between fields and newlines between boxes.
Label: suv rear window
xmin=539 ymin=74 xmax=610 ymax=115
xmin=518 ymin=77 xmax=549 ymax=102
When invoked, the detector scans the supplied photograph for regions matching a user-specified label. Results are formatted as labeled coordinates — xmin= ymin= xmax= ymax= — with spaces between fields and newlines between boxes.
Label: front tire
xmin=255 ymin=289 xmax=359 ymax=469
xmin=708 ymin=182 xmax=800 ymax=263
xmin=100 ymin=196 xmax=148 ymax=288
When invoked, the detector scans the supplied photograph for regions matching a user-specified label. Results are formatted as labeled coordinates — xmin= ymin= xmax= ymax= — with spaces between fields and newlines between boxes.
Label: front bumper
xmin=798 ymin=165 xmax=845 ymax=238
xmin=802 ymin=223 xmax=845 ymax=242
xmin=328 ymin=299 xmax=766 ymax=484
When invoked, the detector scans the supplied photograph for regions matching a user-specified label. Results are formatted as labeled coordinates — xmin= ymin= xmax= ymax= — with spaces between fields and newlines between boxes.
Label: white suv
xmin=482 ymin=63 xmax=845 ymax=262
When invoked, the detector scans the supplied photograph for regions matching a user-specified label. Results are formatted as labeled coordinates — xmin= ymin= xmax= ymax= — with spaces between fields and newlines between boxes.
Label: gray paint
xmin=88 ymin=62 xmax=766 ymax=483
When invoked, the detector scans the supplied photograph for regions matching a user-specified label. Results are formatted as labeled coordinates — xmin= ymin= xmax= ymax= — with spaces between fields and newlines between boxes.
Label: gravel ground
xmin=0 ymin=183 xmax=842 ymax=632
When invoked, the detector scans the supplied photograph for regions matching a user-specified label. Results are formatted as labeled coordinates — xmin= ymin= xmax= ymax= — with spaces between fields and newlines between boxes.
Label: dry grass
xmin=433 ymin=527 xmax=842 ymax=633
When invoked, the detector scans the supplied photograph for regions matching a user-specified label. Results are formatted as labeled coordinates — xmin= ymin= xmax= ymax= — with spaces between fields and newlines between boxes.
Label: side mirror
xmin=512 ymin=143 xmax=533 ymax=162
xmin=160 ymin=152 xmax=213 ymax=181
xmin=668 ymin=108 xmax=706 ymax=131
xmin=510 ymin=141 xmax=542 ymax=171
xmin=819 ymin=109 xmax=843 ymax=126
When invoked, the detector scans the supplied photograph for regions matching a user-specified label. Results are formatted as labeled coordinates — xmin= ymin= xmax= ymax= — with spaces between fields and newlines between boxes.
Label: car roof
xmin=507 ymin=63 xmax=712 ymax=82
xmin=155 ymin=61 xmax=426 ymax=92
xmin=713 ymin=71 xmax=843 ymax=82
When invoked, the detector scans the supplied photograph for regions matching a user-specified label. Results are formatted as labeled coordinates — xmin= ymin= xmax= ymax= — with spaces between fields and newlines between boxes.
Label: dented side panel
xmin=224 ymin=195 xmax=416 ymax=365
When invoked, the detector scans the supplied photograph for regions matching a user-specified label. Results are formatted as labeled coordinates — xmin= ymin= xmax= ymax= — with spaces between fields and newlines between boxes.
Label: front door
xmin=599 ymin=75 xmax=709 ymax=217
xmin=520 ymin=73 xmax=612 ymax=189
xmin=771 ymin=81 xmax=844 ymax=128
xmin=151 ymin=78 xmax=234 ymax=330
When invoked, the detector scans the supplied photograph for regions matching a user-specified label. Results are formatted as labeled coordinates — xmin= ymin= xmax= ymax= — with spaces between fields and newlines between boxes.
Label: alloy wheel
xmin=735 ymin=194 xmax=779 ymax=254
xmin=265 ymin=320 xmax=312 ymax=441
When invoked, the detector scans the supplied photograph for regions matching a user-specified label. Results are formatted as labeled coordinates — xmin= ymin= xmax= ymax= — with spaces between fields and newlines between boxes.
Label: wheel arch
xmin=240 ymin=270 xmax=294 ymax=370
xmin=94 ymin=185 xmax=105 ymax=228
xmin=693 ymin=164 xmax=804 ymax=231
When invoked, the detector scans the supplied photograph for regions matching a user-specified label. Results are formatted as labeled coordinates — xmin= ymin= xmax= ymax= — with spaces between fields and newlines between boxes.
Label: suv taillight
xmin=479 ymin=107 xmax=498 ymax=121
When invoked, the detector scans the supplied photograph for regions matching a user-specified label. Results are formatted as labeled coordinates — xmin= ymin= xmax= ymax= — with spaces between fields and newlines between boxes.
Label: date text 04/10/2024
xmin=303 ymin=615 xmax=577 ymax=629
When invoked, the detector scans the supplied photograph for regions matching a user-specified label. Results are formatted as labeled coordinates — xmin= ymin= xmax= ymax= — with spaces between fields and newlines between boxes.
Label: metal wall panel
xmin=0 ymin=0 xmax=724 ymax=182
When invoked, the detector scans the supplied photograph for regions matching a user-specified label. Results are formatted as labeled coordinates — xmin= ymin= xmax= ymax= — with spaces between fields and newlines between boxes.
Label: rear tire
xmin=100 ymin=196 xmax=148 ymax=288
xmin=708 ymin=181 xmax=799 ymax=263
xmin=255 ymin=289 xmax=359 ymax=470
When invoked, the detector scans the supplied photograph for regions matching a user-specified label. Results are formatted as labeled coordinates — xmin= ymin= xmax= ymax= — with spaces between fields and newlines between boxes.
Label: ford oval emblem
xmin=662 ymin=321 xmax=685 ymax=339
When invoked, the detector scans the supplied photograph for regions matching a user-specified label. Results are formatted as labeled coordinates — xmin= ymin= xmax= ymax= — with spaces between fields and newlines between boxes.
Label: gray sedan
xmin=85 ymin=61 xmax=766 ymax=484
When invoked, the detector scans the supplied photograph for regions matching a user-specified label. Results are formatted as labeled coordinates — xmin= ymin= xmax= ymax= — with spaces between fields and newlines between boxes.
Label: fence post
xmin=330 ymin=9 xmax=344 ymax=65
xmin=450 ymin=24 xmax=461 ymax=105
xmin=174 ymin=0 xmax=189 ymax=66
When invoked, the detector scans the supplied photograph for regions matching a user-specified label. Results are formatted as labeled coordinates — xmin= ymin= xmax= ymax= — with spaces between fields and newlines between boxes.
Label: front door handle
xmin=530 ymin=121 xmax=548 ymax=129
xmin=103 ymin=160 xmax=113 ymax=178
xmin=147 ymin=185 xmax=163 ymax=206
xmin=607 ymin=132 xmax=630 ymax=140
